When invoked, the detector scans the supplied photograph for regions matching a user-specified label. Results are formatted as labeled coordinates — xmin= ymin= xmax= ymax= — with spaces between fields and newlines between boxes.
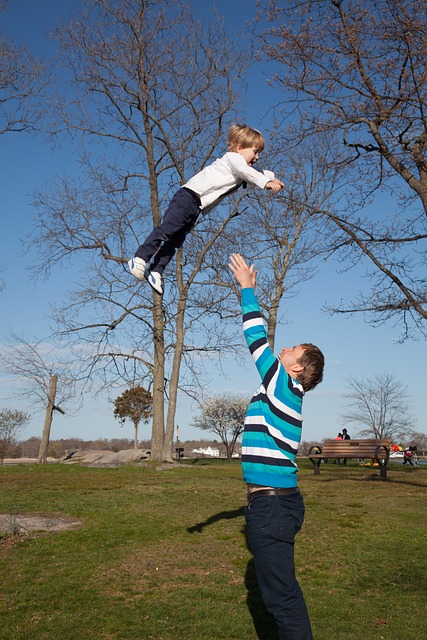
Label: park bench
xmin=308 ymin=439 xmax=391 ymax=479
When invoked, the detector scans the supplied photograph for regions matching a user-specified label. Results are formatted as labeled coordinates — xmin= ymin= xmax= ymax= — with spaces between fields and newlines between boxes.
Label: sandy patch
xmin=0 ymin=513 xmax=82 ymax=534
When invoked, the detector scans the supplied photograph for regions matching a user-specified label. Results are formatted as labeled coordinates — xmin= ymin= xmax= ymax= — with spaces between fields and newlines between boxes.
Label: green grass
xmin=1 ymin=459 xmax=426 ymax=640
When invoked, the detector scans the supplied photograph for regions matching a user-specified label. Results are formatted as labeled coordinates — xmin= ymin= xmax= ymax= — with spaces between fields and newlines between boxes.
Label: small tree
xmin=192 ymin=394 xmax=248 ymax=460
xmin=0 ymin=334 xmax=76 ymax=464
xmin=113 ymin=386 xmax=153 ymax=449
xmin=0 ymin=408 xmax=30 ymax=464
xmin=341 ymin=373 xmax=414 ymax=441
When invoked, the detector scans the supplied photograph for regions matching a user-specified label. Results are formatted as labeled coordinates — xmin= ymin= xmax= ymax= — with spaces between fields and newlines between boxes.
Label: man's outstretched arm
xmin=229 ymin=253 xmax=282 ymax=385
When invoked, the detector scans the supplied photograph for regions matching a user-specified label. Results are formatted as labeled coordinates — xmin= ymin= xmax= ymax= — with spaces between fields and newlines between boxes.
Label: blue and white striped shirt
xmin=241 ymin=288 xmax=304 ymax=488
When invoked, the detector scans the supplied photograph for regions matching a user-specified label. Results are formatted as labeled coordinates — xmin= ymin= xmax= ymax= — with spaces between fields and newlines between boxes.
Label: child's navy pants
xmin=135 ymin=187 xmax=201 ymax=274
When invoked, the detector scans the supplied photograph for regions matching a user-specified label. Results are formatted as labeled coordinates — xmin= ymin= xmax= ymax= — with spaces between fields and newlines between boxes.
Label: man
xmin=228 ymin=253 xmax=325 ymax=640
xmin=342 ymin=428 xmax=350 ymax=464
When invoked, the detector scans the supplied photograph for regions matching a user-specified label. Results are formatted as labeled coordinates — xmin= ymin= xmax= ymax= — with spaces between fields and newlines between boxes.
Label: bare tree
xmin=113 ymin=385 xmax=152 ymax=449
xmin=18 ymin=436 xmax=41 ymax=458
xmin=341 ymin=372 xmax=414 ymax=441
xmin=0 ymin=2 xmax=47 ymax=301
xmin=248 ymin=135 xmax=342 ymax=349
xmin=29 ymin=0 xmax=248 ymax=461
xmin=0 ymin=2 xmax=47 ymax=134
xmin=256 ymin=0 xmax=427 ymax=337
xmin=0 ymin=408 xmax=30 ymax=463
xmin=0 ymin=334 xmax=76 ymax=463
xmin=211 ymin=129 xmax=340 ymax=348
xmin=192 ymin=393 xmax=248 ymax=459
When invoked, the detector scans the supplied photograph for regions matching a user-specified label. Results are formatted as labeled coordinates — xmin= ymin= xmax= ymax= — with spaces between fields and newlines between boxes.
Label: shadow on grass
xmin=187 ymin=506 xmax=244 ymax=534
xmin=245 ymin=559 xmax=279 ymax=640
xmin=187 ymin=508 xmax=278 ymax=640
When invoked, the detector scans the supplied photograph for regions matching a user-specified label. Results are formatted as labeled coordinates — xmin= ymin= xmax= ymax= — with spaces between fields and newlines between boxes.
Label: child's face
xmin=236 ymin=145 xmax=261 ymax=167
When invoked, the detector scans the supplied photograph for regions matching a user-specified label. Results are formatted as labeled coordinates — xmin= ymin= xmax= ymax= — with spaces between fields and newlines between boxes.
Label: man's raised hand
xmin=228 ymin=253 xmax=257 ymax=289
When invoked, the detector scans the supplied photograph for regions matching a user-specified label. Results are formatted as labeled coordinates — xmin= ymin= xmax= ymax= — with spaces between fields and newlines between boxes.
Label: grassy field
xmin=0 ymin=458 xmax=426 ymax=640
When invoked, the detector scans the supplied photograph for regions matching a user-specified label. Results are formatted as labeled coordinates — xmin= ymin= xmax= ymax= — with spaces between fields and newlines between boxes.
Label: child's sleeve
xmin=226 ymin=153 xmax=274 ymax=189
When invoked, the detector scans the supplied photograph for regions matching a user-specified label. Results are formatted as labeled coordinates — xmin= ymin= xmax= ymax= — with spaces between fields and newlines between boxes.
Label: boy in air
xmin=128 ymin=124 xmax=284 ymax=295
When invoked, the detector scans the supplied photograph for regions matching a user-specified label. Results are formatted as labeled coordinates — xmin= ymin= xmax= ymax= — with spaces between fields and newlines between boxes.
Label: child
xmin=128 ymin=124 xmax=284 ymax=294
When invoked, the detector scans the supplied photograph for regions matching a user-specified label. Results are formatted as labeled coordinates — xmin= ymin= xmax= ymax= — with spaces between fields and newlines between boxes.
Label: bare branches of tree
xmin=0 ymin=332 xmax=76 ymax=410
xmin=341 ymin=372 xmax=414 ymax=441
xmin=256 ymin=0 xmax=427 ymax=337
xmin=0 ymin=3 xmax=47 ymax=135
xmin=0 ymin=408 xmax=30 ymax=463
xmin=209 ymin=130 xmax=340 ymax=348
xmin=257 ymin=0 xmax=427 ymax=207
xmin=29 ymin=0 xmax=249 ymax=461
xmin=0 ymin=333 xmax=77 ymax=462
xmin=321 ymin=208 xmax=427 ymax=339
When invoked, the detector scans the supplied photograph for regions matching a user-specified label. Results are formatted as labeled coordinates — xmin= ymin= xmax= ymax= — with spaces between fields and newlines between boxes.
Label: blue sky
xmin=0 ymin=0 xmax=425 ymax=445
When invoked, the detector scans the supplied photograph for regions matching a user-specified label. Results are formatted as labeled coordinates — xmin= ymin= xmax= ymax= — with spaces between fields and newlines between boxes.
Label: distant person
xmin=342 ymin=428 xmax=350 ymax=465
xmin=334 ymin=432 xmax=343 ymax=463
xmin=128 ymin=124 xmax=284 ymax=295
xmin=403 ymin=448 xmax=416 ymax=466
xmin=229 ymin=252 xmax=325 ymax=640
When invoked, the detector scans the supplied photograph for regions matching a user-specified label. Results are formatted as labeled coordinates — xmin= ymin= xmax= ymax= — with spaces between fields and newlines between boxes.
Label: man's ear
xmin=289 ymin=363 xmax=304 ymax=377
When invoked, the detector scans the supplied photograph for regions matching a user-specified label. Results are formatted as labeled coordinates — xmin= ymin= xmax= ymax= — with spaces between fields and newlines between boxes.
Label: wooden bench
xmin=308 ymin=439 xmax=391 ymax=479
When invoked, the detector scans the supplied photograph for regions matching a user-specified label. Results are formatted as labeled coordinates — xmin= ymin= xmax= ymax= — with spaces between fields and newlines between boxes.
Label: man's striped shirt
xmin=241 ymin=287 xmax=304 ymax=488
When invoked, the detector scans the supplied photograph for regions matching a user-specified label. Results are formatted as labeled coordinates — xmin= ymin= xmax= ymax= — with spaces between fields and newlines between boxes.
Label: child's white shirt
xmin=183 ymin=152 xmax=275 ymax=214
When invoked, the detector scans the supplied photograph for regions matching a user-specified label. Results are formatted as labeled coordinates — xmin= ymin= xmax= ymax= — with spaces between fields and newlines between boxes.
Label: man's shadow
xmin=187 ymin=508 xmax=278 ymax=640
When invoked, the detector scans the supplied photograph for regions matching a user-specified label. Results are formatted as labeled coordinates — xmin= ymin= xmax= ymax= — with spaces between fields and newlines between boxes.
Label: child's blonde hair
xmin=227 ymin=124 xmax=265 ymax=152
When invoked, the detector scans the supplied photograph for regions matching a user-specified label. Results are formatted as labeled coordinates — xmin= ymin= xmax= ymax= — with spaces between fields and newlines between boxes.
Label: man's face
xmin=279 ymin=345 xmax=306 ymax=378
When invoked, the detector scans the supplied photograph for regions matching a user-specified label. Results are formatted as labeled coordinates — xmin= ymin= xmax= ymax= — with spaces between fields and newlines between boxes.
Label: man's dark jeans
xmin=245 ymin=491 xmax=313 ymax=640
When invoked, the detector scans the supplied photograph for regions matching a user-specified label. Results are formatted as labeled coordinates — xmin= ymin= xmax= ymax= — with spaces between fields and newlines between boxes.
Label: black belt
xmin=248 ymin=487 xmax=299 ymax=500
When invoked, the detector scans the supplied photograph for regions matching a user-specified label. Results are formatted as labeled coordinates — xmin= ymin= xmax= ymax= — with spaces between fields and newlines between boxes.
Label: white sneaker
xmin=128 ymin=257 xmax=146 ymax=280
xmin=144 ymin=268 xmax=163 ymax=295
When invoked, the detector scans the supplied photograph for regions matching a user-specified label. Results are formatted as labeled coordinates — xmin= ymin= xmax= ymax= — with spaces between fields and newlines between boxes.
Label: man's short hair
xmin=297 ymin=343 xmax=324 ymax=392
xmin=227 ymin=123 xmax=265 ymax=152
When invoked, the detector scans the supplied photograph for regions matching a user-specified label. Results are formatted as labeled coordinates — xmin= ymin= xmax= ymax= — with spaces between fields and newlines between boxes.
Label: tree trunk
xmin=133 ymin=421 xmax=139 ymax=450
xmin=38 ymin=374 xmax=57 ymax=464
xmin=150 ymin=296 xmax=166 ymax=460
xmin=225 ymin=440 xmax=231 ymax=460
xmin=162 ymin=272 xmax=187 ymax=461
